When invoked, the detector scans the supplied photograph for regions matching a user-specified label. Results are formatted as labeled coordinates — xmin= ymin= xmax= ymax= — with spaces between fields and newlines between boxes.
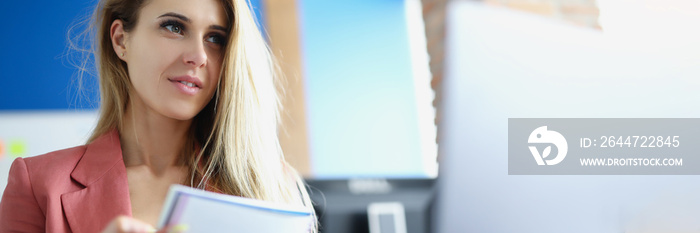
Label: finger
xmin=155 ymin=223 xmax=189 ymax=233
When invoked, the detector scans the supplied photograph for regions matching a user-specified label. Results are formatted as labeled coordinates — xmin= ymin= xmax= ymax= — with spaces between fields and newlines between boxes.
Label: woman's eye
xmin=161 ymin=20 xmax=184 ymax=35
xmin=165 ymin=24 xmax=182 ymax=34
xmin=207 ymin=35 xmax=226 ymax=46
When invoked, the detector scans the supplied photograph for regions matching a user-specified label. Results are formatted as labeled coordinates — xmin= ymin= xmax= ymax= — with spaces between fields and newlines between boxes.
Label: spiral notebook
xmin=157 ymin=184 xmax=313 ymax=232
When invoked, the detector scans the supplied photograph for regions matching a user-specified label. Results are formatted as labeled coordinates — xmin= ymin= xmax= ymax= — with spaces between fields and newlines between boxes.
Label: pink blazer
xmin=0 ymin=129 xmax=132 ymax=233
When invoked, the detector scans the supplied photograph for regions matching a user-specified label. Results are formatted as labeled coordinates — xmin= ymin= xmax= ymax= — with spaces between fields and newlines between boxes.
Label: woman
xmin=0 ymin=0 xmax=316 ymax=232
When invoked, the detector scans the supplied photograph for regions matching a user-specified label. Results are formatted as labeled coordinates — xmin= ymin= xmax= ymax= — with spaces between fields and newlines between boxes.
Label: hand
xmin=100 ymin=216 xmax=157 ymax=233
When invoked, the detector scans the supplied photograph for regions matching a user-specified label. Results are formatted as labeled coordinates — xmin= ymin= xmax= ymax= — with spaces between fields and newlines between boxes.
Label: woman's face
xmin=118 ymin=0 xmax=228 ymax=121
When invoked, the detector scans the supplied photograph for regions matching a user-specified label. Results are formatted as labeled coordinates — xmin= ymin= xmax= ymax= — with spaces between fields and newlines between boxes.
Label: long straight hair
xmin=81 ymin=0 xmax=316 ymax=229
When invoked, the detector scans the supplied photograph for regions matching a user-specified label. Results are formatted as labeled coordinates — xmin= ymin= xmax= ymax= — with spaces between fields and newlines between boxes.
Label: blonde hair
xmin=77 ymin=0 xmax=316 ymax=229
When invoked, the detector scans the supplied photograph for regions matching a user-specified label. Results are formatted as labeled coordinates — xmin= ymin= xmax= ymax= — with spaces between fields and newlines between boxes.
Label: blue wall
xmin=1 ymin=0 xmax=100 ymax=110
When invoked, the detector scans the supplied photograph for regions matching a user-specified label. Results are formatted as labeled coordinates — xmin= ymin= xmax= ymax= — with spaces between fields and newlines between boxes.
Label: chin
xmin=166 ymin=113 xmax=197 ymax=121
xmin=163 ymin=107 xmax=201 ymax=121
xmin=160 ymin=100 xmax=209 ymax=121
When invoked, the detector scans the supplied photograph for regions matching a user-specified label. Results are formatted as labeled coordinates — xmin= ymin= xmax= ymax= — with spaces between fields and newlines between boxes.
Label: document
xmin=157 ymin=184 xmax=313 ymax=232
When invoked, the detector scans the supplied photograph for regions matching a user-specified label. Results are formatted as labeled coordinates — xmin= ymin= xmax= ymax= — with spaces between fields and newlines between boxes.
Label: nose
xmin=183 ymin=39 xmax=208 ymax=68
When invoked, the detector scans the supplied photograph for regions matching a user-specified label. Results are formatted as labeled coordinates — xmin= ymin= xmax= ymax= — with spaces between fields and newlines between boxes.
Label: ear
xmin=110 ymin=20 xmax=128 ymax=62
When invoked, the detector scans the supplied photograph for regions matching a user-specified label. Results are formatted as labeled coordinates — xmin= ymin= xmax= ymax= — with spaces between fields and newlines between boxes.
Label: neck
xmin=120 ymin=95 xmax=193 ymax=175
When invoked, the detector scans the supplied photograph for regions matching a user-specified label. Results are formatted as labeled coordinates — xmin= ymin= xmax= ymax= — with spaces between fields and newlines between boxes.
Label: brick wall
xmin=420 ymin=0 xmax=447 ymax=153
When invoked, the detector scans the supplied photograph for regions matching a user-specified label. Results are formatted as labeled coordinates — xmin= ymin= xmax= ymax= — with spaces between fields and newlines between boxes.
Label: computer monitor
xmin=434 ymin=2 xmax=700 ymax=233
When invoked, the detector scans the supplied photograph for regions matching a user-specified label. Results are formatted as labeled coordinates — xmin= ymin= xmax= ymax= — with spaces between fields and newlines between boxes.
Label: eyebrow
xmin=158 ymin=12 xmax=228 ymax=32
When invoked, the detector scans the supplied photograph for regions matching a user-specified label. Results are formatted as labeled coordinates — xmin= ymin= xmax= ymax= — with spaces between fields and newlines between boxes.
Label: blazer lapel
xmin=61 ymin=129 xmax=132 ymax=233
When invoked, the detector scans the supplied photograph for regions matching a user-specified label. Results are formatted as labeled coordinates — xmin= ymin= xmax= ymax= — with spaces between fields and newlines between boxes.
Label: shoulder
xmin=23 ymin=145 xmax=87 ymax=165
xmin=0 ymin=146 xmax=87 ymax=231
xmin=23 ymin=145 xmax=87 ymax=179
xmin=19 ymin=145 xmax=88 ymax=194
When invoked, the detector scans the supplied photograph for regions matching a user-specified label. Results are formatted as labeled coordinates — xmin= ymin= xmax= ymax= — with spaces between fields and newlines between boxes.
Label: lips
xmin=168 ymin=75 xmax=203 ymax=89
xmin=168 ymin=75 xmax=203 ymax=96
xmin=177 ymin=81 xmax=197 ymax=87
